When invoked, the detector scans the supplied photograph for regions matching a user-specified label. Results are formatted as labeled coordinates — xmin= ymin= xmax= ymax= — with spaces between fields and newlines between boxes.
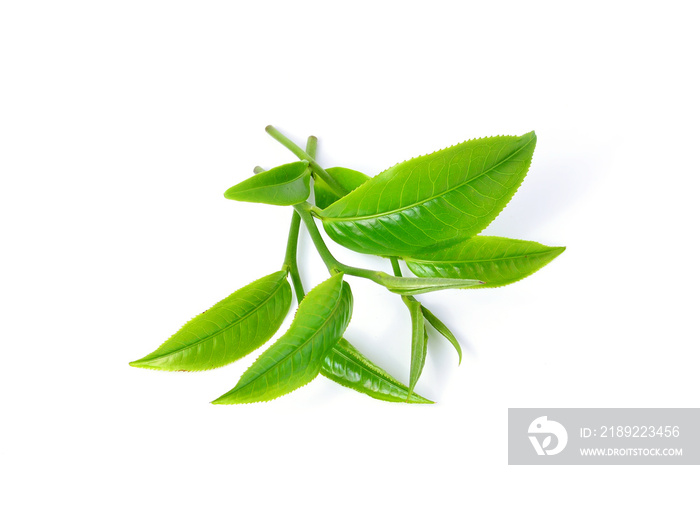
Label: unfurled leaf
xmin=130 ymin=271 xmax=292 ymax=372
xmin=406 ymin=236 xmax=565 ymax=288
xmin=406 ymin=297 xmax=427 ymax=396
xmin=321 ymin=338 xmax=433 ymax=404
xmin=212 ymin=273 xmax=353 ymax=404
xmin=379 ymin=273 xmax=482 ymax=295
xmin=421 ymin=305 xmax=462 ymax=364
xmin=224 ymin=160 xmax=311 ymax=205
xmin=318 ymin=133 xmax=537 ymax=256
xmin=314 ymin=167 xmax=370 ymax=209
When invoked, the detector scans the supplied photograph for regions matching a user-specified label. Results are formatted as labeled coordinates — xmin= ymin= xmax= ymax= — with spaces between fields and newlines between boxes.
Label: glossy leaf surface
xmin=321 ymin=338 xmax=433 ymax=404
xmin=406 ymin=236 xmax=565 ymax=288
xmin=212 ymin=273 xmax=353 ymax=404
xmin=406 ymin=297 xmax=427 ymax=395
xmin=318 ymin=133 xmax=537 ymax=256
xmin=314 ymin=167 xmax=370 ymax=209
xmin=224 ymin=160 xmax=311 ymax=206
xmin=130 ymin=271 xmax=291 ymax=371
xmin=421 ymin=305 xmax=462 ymax=364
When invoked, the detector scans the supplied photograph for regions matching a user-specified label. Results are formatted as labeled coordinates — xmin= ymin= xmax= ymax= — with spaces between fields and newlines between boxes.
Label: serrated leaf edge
xmin=129 ymin=271 xmax=291 ymax=372
xmin=320 ymin=339 xmax=434 ymax=404
xmin=320 ymin=131 xmax=536 ymax=223
xmin=406 ymin=241 xmax=566 ymax=289
xmin=211 ymin=276 xmax=351 ymax=404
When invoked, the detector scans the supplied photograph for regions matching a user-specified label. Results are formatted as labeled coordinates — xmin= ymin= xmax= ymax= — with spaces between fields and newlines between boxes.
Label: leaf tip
xmin=548 ymin=245 xmax=566 ymax=261
xmin=129 ymin=357 xmax=167 ymax=371
xmin=223 ymin=186 xmax=238 ymax=200
xmin=210 ymin=388 xmax=241 ymax=405
xmin=129 ymin=358 xmax=148 ymax=369
xmin=408 ymin=394 xmax=435 ymax=405
xmin=210 ymin=395 xmax=228 ymax=405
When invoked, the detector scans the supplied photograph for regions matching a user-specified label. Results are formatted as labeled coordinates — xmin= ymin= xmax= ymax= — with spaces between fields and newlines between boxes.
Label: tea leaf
xmin=406 ymin=297 xmax=427 ymax=395
xmin=314 ymin=166 xmax=370 ymax=209
xmin=212 ymin=273 xmax=353 ymax=404
xmin=224 ymin=160 xmax=311 ymax=206
xmin=379 ymin=274 xmax=482 ymax=295
xmin=321 ymin=338 xmax=433 ymax=404
xmin=318 ymin=133 xmax=536 ymax=256
xmin=130 ymin=271 xmax=291 ymax=371
xmin=421 ymin=305 xmax=462 ymax=364
xmin=405 ymin=236 xmax=565 ymax=287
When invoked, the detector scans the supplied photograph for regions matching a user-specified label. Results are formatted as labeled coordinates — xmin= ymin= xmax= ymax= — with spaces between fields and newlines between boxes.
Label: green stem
xmin=305 ymin=135 xmax=318 ymax=159
xmin=266 ymin=125 xmax=346 ymax=197
xmin=281 ymin=136 xmax=319 ymax=303
xmin=390 ymin=257 xmax=403 ymax=277
xmin=293 ymin=202 xmax=344 ymax=274
xmin=293 ymin=201 xmax=388 ymax=285
xmin=283 ymin=212 xmax=305 ymax=301
xmin=391 ymin=256 xmax=416 ymax=308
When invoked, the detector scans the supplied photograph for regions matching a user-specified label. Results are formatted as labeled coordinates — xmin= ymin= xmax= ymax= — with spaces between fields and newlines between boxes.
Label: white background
xmin=2 ymin=1 xmax=699 ymax=521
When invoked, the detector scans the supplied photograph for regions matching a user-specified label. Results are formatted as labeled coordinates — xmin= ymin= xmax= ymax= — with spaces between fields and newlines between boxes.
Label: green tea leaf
xmin=212 ymin=273 xmax=353 ymax=404
xmin=224 ymin=160 xmax=311 ymax=206
xmin=406 ymin=297 xmax=427 ymax=396
xmin=130 ymin=271 xmax=292 ymax=371
xmin=314 ymin=167 xmax=370 ymax=209
xmin=421 ymin=305 xmax=462 ymax=364
xmin=318 ymin=133 xmax=537 ymax=256
xmin=379 ymin=273 xmax=482 ymax=295
xmin=406 ymin=236 xmax=565 ymax=288
xmin=321 ymin=338 xmax=433 ymax=404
